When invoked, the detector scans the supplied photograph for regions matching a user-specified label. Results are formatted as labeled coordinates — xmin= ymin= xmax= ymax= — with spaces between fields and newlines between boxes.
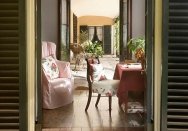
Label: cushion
xmin=90 ymin=63 xmax=107 ymax=81
xmin=93 ymin=80 xmax=120 ymax=96
xmin=42 ymin=56 xmax=59 ymax=79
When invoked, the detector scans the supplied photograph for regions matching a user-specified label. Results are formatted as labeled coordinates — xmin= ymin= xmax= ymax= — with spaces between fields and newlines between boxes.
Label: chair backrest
xmin=42 ymin=41 xmax=57 ymax=59
xmin=120 ymin=70 xmax=146 ymax=92
xmin=85 ymin=57 xmax=100 ymax=86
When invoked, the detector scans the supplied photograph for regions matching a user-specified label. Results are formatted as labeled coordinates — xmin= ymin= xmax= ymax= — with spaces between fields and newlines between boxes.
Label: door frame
xmin=145 ymin=0 xmax=155 ymax=129
xmin=35 ymin=0 xmax=42 ymax=127
xmin=35 ymin=0 xmax=155 ymax=130
xmin=119 ymin=0 xmax=155 ymax=130
xmin=161 ymin=0 xmax=169 ymax=130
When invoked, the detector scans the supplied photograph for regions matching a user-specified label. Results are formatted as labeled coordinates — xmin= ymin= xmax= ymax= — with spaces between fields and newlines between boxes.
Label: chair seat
xmin=43 ymin=77 xmax=74 ymax=109
xmin=93 ymin=80 xmax=120 ymax=96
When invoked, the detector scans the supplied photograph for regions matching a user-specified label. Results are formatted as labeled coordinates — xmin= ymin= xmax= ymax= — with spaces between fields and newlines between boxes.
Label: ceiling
xmin=71 ymin=0 xmax=119 ymax=18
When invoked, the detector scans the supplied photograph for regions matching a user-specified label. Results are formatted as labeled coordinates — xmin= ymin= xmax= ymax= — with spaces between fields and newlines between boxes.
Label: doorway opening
xmin=36 ymin=0 xmax=154 ymax=130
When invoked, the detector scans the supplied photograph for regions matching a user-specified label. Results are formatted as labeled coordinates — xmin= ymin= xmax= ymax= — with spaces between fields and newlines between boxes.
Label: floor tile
xmin=47 ymin=128 xmax=60 ymax=131
xmin=59 ymin=128 xmax=71 ymax=131
xmin=81 ymin=127 xmax=93 ymax=131
xmin=113 ymin=127 xmax=126 ymax=131
xmin=42 ymin=129 xmax=49 ymax=131
xmin=70 ymin=127 xmax=82 ymax=131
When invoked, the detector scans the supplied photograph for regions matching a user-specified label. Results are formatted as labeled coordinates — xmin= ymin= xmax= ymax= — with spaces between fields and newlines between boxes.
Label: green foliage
xmin=83 ymin=40 xmax=104 ymax=57
xmin=79 ymin=30 xmax=89 ymax=44
xmin=61 ymin=43 xmax=69 ymax=61
xmin=127 ymin=37 xmax=145 ymax=54
xmin=113 ymin=17 xmax=120 ymax=56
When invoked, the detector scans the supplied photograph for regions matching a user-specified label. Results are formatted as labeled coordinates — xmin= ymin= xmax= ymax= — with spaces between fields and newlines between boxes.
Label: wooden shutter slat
xmin=0 ymin=0 xmax=18 ymax=3
xmin=170 ymin=3 xmax=188 ymax=6
xmin=168 ymin=63 xmax=188 ymax=69
xmin=0 ymin=103 xmax=19 ymax=109
xmin=168 ymin=96 xmax=188 ymax=99
xmin=168 ymin=57 xmax=188 ymax=63
xmin=0 ymin=97 xmax=19 ymax=103
xmin=169 ymin=23 xmax=188 ymax=29
xmin=0 ymin=4 xmax=18 ymax=10
xmin=0 ymin=17 xmax=18 ymax=23
xmin=0 ymin=51 xmax=18 ymax=57
xmin=168 ymin=102 xmax=188 ymax=106
xmin=0 ymin=24 xmax=18 ymax=30
xmin=0 ymin=70 xmax=18 ymax=77
xmin=168 ymin=109 xmax=188 ymax=113
xmin=0 ymin=11 xmax=18 ymax=17
xmin=168 ymin=82 xmax=188 ymax=86
xmin=168 ymin=71 xmax=188 ymax=75
xmin=0 ymin=116 xmax=19 ymax=122
xmin=168 ymin=76 xmax=188 ymax=82
xmin=169 ymin=43 xmax=188 ymax=49
xmin=0 ymin=31 xmax=18 ymax=37
xmin=0 ymin=123 xmax=19 ymax=129
xmin=0 ymin=76 xmax=19 ymax=82
xmin=168 ymin=122 xmax=188 ymax=126
xmin=169 ymin=37 xmax=188 ymax=43
xmin=0 ymin=38 xmax=18 ymax=43
xmin=169 ymin=50 xmax=188 ymax=56
xmin=0 ymin=44 xmax=18 ymax=51
xmin=168 ymin=89 xmax=188 ymax=93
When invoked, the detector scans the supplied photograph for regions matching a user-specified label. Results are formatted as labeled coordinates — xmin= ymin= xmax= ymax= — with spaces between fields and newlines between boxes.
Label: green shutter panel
xmin=103 ymin=25 xmax=111 ymax=54
xmin=73 ymin=14 xmax=77 ymax=43
xmin=0 ymin=0 xmax=26 ymax=130
xmin=162 ymin=0 xmax=188 ymax=131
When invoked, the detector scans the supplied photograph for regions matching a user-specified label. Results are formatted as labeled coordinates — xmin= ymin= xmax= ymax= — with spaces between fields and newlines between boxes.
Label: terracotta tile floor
xmin=43 ymin=56 xmax=145 ymax=131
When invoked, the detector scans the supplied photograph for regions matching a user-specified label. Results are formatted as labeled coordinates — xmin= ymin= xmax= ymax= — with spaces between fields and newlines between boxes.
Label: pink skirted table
xmin=113 ymin=63 xmax=144 ymax=108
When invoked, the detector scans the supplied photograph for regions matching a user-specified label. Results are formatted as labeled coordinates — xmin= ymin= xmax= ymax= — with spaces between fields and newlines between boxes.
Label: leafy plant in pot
xmin=83 ymin=40 xmax=104 ymax=57
xmin=127 ymin=37 xmax=145 ymax=69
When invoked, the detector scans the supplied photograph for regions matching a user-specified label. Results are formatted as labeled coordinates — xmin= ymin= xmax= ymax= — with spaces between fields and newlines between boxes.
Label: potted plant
xmin=127 ymin=37 xmax=145 ymax=68
xmin=82 ymin=40 xmax=104 ymax=57
xmin=79 ymin=30 xmax=89 ymax=44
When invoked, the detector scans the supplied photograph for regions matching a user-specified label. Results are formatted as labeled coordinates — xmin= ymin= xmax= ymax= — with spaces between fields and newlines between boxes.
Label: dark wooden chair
xmin=85 ymin=57 xmax=120 ymax=114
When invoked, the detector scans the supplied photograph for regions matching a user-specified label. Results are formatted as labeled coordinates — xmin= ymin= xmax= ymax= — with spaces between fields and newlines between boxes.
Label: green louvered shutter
xmin=0 ymin=0 xmax=27 ymax=130
xmin=162 ymin=0 xmax=188 ymax=131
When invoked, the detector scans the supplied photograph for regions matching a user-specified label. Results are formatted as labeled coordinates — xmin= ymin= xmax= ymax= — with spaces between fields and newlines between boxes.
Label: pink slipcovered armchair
xmin=42 ymin=41 xmax=74 ymax=109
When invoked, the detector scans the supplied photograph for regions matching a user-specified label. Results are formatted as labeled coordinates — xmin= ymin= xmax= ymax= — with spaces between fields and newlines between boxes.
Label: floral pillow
xmin=90 ymin=63 xmax=107 ymax=81
xmin=42 ymin=56 xmax=59 ymax=79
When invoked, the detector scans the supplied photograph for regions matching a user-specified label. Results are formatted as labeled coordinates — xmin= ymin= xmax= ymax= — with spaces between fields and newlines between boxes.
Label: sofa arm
xmin=56 ymin=60 xmax=72 ymax=78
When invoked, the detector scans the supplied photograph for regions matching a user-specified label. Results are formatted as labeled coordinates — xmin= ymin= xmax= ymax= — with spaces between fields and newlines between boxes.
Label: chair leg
xmin=124 ymin=91 xmax=128 ymax=119
xmin=85 ymin=89 xmax=92 ymax=111
xmin=95 ymin=94 xmax=101 ymax=107
xmin=109 ymin=96 xmax=112 ymax=115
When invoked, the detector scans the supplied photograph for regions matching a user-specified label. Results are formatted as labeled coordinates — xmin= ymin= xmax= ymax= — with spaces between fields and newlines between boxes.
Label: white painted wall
xmin=41 ymin=0 xmax=58 ymax=44
xmin=132 ymin=0 xmax=145 ymax=38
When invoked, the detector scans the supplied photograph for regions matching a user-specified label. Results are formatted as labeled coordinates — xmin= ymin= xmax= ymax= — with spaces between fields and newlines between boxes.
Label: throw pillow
xmin=90 ymin=63 xmax=107 ymax=81
xmin=42 ymin=56 xmax=59 ymax=79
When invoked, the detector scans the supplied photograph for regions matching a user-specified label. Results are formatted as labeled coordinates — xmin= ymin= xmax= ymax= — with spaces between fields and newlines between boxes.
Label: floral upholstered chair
xmin=42 ymin=41 xmax=74 ymax=109
xmin=85 ymin=57 xmax=120 ymax=114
